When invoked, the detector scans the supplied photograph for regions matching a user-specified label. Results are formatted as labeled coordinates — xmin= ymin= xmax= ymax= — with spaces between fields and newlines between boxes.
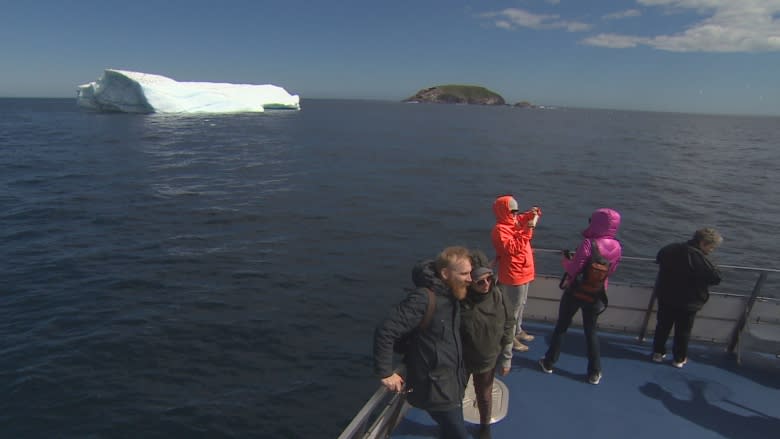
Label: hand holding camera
xmin=527 ymin=206 xmax=541 ymax=228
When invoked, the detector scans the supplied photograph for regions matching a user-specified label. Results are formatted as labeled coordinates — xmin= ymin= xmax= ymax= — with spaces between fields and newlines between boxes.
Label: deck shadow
xmin=601 ymin=332 xmax=780 ymax=390
xmin=640 ymin=379 xmax=780 ymax=439
xmin=526 ymin=321 xmax=779 ymax=389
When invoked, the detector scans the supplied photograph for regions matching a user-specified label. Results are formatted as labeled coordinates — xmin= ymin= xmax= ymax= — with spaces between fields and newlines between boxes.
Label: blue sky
xmin=2 ymin=0 xmax=779 ymax=115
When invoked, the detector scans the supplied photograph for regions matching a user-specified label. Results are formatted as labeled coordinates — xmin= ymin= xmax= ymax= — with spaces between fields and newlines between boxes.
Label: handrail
xmin=534 ymin=247 xmax=775 ymax=349
xmin=339 ymin=366 xmax=409 ymax=439
xmin=533 ymin=247 xmax=780 ymax=273
xmin=337 ymin=384 xmax=391 ymax=439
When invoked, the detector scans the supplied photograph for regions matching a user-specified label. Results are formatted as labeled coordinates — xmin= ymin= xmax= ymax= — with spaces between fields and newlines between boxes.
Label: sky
xmin=1 ymin=0 xmax=779 ymax=116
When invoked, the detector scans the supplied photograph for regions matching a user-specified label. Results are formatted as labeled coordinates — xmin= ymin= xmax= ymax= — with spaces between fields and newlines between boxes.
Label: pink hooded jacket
xmin=563 ymin=208 xmax=622 ymax=290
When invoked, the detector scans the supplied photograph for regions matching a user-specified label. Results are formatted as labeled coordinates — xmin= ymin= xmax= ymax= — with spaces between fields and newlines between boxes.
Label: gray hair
xmin=692 ymin=228 xmax=723 ymax=247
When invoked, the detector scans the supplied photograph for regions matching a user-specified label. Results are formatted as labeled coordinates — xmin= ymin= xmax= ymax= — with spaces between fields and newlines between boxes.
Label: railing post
xmin=727 ymin=272 xmax=768 ymax=353
xmin=638 ymin=288 xmax=657 ymax=342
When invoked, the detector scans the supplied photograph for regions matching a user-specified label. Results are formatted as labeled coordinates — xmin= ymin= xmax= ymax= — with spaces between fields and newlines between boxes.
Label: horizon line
xmin=1 ymin=96 xmax=777 ymax=119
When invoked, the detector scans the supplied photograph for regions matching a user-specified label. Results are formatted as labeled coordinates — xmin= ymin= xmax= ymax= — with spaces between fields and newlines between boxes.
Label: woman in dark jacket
xmin=460 ymin=251 xmax=514 ymax=439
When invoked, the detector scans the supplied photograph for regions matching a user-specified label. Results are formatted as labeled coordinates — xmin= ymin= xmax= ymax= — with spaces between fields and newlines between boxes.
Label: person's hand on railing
xmin=380 ymin=373 xmax=405 ymax=393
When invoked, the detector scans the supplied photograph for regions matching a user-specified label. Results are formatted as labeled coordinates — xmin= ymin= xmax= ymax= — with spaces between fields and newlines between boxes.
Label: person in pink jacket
xmin=539 ymin=208 xmax=622 ymax=385
xmin=491 ymin=195 xmax=542 ymax=353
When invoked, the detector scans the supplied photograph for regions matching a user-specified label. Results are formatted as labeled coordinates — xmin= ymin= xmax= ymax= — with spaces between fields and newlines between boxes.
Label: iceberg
xmin=76 ymin=69 xmax=300 ymax=113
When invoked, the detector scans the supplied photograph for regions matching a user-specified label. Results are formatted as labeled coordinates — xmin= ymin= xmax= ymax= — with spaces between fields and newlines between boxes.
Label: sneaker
xmin=516 ymin=331 xmax=535 ymax=342
xmin=588 ymin=372 xmax=602 ymax=385
xmin=512 ymin=340 xmax=529 ymax=352
xmin=672 ymin=358 xmax=688 ymax=368
xmin=651 ymin=353 xmax=666 ymax=363
xmin=538 ymin=358 xmax=553 ymax=374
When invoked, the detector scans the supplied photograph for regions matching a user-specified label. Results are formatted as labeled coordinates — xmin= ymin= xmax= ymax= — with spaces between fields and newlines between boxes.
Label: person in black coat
xmin=651 ymin=228 xmax=722 ymax=368
xmin=374 ymin=246 xmax=472 ymax=439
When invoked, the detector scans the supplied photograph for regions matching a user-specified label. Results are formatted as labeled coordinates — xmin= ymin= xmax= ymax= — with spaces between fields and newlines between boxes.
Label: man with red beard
xmin=374 ymin=246 xmax=472 ymax=439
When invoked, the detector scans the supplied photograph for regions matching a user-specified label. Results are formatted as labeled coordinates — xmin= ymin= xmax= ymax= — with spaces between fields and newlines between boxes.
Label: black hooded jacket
xmin=655 ymin=240 xmax=721 ymax=311
xmin=373 ymin=260 xmax=466 ymax=411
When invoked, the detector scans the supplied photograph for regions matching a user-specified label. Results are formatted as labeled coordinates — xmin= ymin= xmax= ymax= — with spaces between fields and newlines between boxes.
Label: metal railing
xmin=533 ymin=247 xmax=780 ymax=351
xmin=337 ymin=368 xmax=408 ymax=439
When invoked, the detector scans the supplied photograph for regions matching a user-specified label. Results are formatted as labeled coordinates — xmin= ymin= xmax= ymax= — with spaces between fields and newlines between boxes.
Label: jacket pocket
xmin=426 ymin=367 xmax=461 ymax=407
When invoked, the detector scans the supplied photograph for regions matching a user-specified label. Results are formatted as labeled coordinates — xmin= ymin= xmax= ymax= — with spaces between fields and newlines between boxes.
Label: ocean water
xmin=0 ymin=98 xmax=778 ymax=438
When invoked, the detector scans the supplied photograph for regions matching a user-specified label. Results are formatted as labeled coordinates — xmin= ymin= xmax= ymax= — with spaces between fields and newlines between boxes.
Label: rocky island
xmin=404 ymin=85 xmax=506 ymax=105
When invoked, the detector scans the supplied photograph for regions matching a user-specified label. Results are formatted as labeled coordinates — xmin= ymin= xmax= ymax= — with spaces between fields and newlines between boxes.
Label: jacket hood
xmin=469 ymin=249 xmax=492 ymax=273
xmin=411 ymin=259 xmax=447 ymax=292
xmin=582 ymin=208 xmax=621 ymax=239
xmin=493 ymin=195 xmax=517 ymax=225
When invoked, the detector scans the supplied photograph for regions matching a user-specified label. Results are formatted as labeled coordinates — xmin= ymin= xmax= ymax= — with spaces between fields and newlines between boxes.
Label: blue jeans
xmin=544 ymin=290 xmax=601 ymax=375
xmin=427 ymin=406 xmax=469 ymax=439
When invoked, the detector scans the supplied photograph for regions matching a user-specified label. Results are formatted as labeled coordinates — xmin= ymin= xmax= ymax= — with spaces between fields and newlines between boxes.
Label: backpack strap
xmin=574 ymin=239 xmax=597 ymax=281
xmin=419 ymin=288 xmax=436 ymax=330
xmin=572 ymin=239 xmax=607 ymax=303
xmin=581 ymin=239 xmax=604 ymax=276
xmin=590 ymin=239 xmax=602 ymax=259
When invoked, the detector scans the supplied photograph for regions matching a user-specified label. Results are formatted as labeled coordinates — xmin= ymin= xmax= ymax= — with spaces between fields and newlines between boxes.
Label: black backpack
xmin=393 ymin=288 xmax=436 ymax=355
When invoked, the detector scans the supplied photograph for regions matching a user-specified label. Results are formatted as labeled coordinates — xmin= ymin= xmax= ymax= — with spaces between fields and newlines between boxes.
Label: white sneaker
xmin=538 ymin=358 xmax=553 ymax=374
xmin=672 ymin=358 xmax=688 ymax=368
xmin=588 ymin=372 xmax=602 ymax=385
xmin=651 ymin=353 xmax=666 ymax=363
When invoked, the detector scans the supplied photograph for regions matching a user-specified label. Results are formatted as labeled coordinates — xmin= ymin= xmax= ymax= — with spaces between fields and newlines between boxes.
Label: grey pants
xmin=500 ymin=283 xmax=530 ymax=358
xmin=500 ymin=283 xmax=530 ymax=336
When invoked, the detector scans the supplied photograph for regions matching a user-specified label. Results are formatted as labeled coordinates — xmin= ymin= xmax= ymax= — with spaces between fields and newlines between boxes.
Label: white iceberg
xmin=77 ymin=69 xmax=300 ymax=113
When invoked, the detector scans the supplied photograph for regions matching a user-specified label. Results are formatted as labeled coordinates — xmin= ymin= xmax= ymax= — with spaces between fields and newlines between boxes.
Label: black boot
xmin=478 ymin=424 xmax=492 ymax=439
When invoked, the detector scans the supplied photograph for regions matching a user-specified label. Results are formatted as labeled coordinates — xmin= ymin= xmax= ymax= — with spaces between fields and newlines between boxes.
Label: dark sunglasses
xmin=474 ymin=276 xmax=493 ymax=286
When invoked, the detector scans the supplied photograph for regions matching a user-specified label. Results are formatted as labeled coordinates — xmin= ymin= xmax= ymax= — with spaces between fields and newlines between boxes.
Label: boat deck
xmin=391 ymin=322 xmax=779 ymax=439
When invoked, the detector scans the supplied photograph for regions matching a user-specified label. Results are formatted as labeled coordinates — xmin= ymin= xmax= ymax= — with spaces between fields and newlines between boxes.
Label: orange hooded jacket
xmin=491 ymin=195 xmax=536 ymax=286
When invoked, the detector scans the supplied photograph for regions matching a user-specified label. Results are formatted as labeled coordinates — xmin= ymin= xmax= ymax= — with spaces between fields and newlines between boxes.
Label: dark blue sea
xmin=1 ymin=98 xmax=778 ymax=438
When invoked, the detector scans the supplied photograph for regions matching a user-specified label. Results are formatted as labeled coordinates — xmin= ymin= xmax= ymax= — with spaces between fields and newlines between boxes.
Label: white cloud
xmin=481 ymin=8 xmax=592 ymax=32
xmin=637 ymin=0 xmax=726 ymax=9
xmin=581 ymin=33 xmax=647 ymax=48
xmin=603 ymin=9 xmax=642 ymax=20
xmin=495 ymin=20 xmax=513 ymax=30
xmin=585 ymin=0 xmax=780 ymax=52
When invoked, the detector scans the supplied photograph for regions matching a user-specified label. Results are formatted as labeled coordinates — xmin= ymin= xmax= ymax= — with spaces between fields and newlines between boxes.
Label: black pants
xmin=470 ymin=368 xmax=496 ymax=425
xmin=544 ymin=291 xmax=601 ymax=375
xmin=427 ymin=406 xmax=469 ymax=439
xmin=652 ymin=303 xmax=698 ymax=362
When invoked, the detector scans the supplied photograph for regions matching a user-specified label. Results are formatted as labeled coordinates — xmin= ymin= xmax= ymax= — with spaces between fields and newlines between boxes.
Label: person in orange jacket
xmin=491 ymin=195 xmax=541 ymax=353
